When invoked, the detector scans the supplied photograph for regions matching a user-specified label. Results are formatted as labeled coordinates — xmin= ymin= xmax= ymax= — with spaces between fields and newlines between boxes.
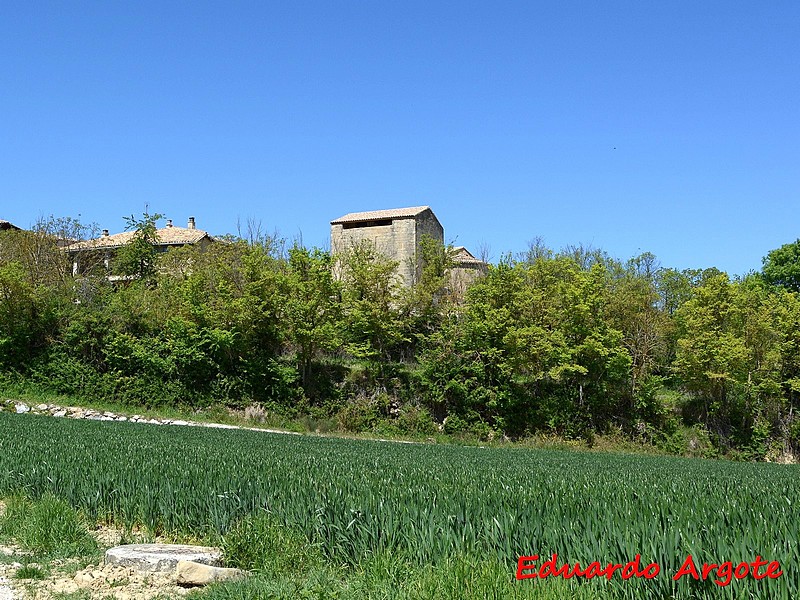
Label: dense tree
xmin=418 ymin=254 xmax=631 ymax=436
xmin=606 ymin=253 xmax=671 ymax=400
xmin=338 ymin=241 xmax=405 ymax=369
xmin=0 ymin=215 xmax=97 ymax=286
xmin=398 ymin=235 xmax=455 ymax=348
xmin=0 ymin=262 xmax=52 ymax=367
xmin=114 ymin=212 xmax=163 ymax=282
xmin=283 ymin=246 xmax=342 ymax=392
xmin=672 ymin=274 xmax=786 ymax=452
xmin=5 ymin=212 xmax=800 ymax=457
xmin=762 ymin=239 xmax=800 ymax=292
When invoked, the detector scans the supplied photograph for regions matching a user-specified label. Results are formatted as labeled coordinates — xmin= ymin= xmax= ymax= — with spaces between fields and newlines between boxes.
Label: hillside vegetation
xmin=3 ymin=215 xmax=800 ymax=459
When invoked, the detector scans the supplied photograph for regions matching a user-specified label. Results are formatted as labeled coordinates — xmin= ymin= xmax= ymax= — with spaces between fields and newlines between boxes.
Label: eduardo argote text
xmin=516 ymin=554 xmax=783 ymax=587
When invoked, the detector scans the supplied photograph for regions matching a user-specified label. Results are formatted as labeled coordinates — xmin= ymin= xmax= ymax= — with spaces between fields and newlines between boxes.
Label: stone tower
xmin=330 ymin=206 xmax=444 ymax=286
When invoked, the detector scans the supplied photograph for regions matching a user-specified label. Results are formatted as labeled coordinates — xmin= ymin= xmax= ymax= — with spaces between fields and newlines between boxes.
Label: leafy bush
xmin=395 ymin=403 xmax=437 ymax=435
xmin=0 ymin=493 xmax=97 ymax=557
xmin=14 ymin=564 xmax=47 ymax=580
xmin=222 ymin=511 xmax=322 ymax=575
xmin=336 ymin=392 xmax=389 ymax=432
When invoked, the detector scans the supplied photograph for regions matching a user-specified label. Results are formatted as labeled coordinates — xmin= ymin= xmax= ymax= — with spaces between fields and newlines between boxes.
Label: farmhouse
xmin=66 ymin=216 xmax=217 ymax=276
xmin=450 ymin=246 xmax=489 ymax=295
xmin=330 ymin=205 xmax=487 ymax=289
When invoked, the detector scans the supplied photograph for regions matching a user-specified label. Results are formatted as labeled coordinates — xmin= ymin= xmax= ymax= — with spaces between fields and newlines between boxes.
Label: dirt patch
xmin=0 ymin=544 xmax=21 ymax=600
xmin=0 ymin=514 xmax=195 ymax=600
xmin=27 ymin=561 xmax=191 ymax=600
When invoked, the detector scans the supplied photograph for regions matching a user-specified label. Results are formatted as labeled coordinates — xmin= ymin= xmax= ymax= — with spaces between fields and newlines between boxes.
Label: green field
xmin=0 ymin=412 xmax=796 ymax=599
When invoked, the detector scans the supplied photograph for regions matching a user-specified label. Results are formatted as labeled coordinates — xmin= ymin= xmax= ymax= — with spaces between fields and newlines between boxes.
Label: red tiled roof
xmin=66 ymin=225 xmax=213 ymax=251
xmin=452 ymin=246 xmax=486 ymax=266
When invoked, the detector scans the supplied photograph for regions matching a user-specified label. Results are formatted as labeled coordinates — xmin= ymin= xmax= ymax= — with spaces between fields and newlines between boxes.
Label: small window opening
xmin=342 ymin=219 xmax=392 ymax=229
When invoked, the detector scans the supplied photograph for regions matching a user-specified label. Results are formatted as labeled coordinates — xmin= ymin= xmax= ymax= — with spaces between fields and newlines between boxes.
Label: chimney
xmin=188 ymin=217 xmax=195 ymax=230
xmin=102 ymin=229 xmax=109 ymax=237
xmin=166 ymin=219 xmax=173 ymax=228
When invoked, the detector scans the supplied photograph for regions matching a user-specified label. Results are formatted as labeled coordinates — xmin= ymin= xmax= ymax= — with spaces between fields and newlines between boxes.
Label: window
xmin=342 ymin=219 xmax=392 ymax=229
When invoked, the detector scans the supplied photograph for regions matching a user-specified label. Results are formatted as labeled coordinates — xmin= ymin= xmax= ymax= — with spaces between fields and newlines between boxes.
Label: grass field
xmin=0 ymin=412 xmax=796 ymax=599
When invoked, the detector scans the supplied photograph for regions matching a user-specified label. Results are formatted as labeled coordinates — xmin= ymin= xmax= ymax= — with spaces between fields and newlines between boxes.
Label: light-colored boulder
xmin=175 ymin=560 xmax=244 ymax=587
xmin=105 ymin=544 xmax=222 ymax=573
xmin=73 ymin=571 xmax=95 ymax=586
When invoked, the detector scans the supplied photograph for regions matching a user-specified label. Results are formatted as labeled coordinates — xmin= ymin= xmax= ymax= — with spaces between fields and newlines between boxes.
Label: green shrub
xmin=396 ymin=403 xmax=437 ymax=435
xmin=222 ymin=511 xmax=322 ymax=576
xmin=0 ymin=493 xmax=97 ymax=558
xmin=336 ymin=393 xmax=389 ymax=432
xmin=14 ymin=563 xmax=47 ymax=579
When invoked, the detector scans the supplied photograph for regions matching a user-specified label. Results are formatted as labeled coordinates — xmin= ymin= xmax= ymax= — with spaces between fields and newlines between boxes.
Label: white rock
xmin=175 ymin=560 xmax=244 ymax=587
xmin=14 ymin=404 xmax=30 ymax=414
xmin=74 ymin=571 xmax=94 ymax=586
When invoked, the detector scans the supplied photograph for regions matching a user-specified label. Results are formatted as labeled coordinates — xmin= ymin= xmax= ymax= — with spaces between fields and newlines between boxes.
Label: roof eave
xmin=330 ymin=205 xmax=432 ymax=225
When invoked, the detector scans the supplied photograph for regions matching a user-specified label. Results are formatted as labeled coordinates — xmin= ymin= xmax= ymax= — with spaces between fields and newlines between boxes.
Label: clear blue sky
xmin=2 ymin=1 xmax=798 ymax=275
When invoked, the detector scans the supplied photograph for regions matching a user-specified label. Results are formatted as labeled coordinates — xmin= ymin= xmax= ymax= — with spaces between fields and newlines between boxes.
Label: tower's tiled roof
xmin=331 ymin=206 xmax=431 ymax=224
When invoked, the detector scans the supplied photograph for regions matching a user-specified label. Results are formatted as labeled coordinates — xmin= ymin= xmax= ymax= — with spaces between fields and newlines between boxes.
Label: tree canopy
xmin=3 ymin=217 xmax=800 ymax=459
xmin=762 ymin=238 xmax=800 ymax=292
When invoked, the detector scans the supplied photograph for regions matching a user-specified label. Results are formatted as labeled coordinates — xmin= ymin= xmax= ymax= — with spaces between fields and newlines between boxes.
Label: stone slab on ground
xmin=105 ymin=544 xmax=222 ymax=573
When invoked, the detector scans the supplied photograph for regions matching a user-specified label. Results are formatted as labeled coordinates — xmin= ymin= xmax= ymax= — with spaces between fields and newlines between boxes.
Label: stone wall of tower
xmin=330 ymin=209 xmax=444 ymax=286
xmin=411 ymin=210 xmax=445 ymax=284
